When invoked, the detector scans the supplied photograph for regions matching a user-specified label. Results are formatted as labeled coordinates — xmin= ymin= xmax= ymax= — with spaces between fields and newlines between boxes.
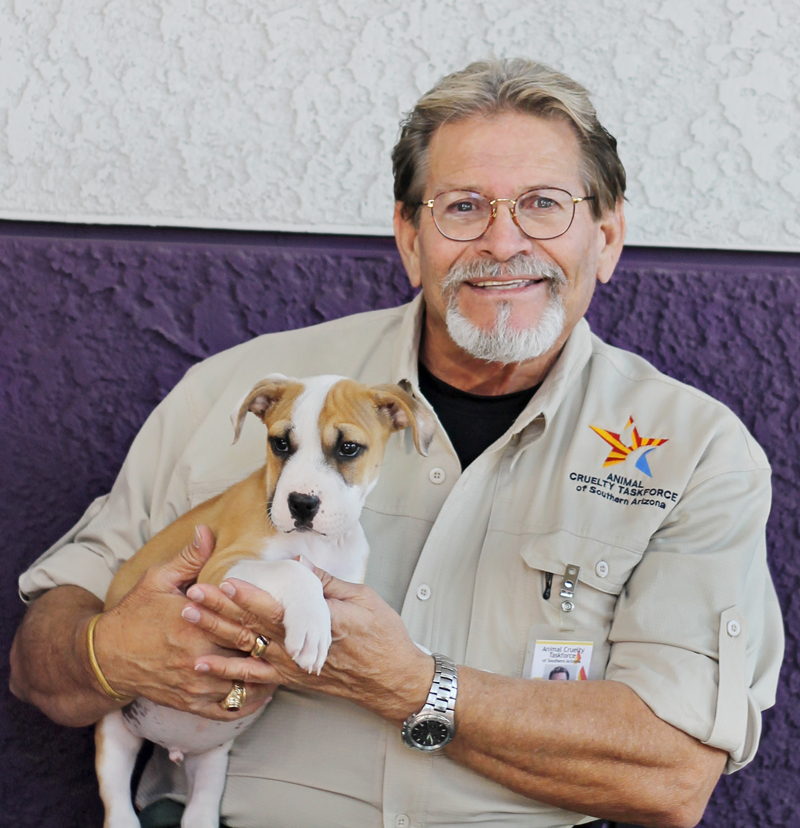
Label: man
xmin=10 ymin=59 xmax=782 ymax=828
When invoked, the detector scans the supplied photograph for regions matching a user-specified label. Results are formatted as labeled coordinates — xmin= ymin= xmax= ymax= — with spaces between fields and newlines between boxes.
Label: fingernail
xmin=182 ymin=606 xmax=201 ymax=623
xmin=262 ymin=695 xmax=273 ymax=706
xmin=186 ymin=585 xmax=204 ymax=602
xmin=194 ymin=662 xmax=210 ymax=673
xmin=193 ymin=526 xmax=202 ymax=548
xmin=219 ymin=582 xmax=235 ymax=598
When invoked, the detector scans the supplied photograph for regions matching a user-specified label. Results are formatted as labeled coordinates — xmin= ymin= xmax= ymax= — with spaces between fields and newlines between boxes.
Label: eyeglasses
xmin=420 ymin=187 xmax=596 ymax=242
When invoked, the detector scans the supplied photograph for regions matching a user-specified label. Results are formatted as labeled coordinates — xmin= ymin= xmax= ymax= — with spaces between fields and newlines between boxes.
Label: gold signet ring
xmin=250 ymin=634 xmax=270 ymax=659
xmin=220 ymin=681 xmax=247 ymax=711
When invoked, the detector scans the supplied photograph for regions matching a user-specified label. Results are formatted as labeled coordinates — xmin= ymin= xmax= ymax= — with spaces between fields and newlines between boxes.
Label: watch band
xmin=401 ymin=653 xmax=458 ymax=751
xmin=425 ymin=653 xmax=458 ymax=719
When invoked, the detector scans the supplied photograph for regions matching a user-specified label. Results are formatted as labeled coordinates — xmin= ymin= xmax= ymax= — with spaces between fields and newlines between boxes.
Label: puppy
xmin=94 ymin=374 xmax=435 ymax=828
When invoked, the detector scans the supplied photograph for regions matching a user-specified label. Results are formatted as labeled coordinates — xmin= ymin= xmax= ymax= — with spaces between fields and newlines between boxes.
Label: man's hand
xmin=182 ymin=561 xmax=434 ymax=725
xmin=94 ymin=526 xmax=273 ymax=719
xmin=10 ymin=526 xmax=273 ymax=726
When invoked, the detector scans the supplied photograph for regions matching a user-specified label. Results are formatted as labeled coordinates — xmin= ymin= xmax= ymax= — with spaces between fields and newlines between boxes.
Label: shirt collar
xmin=390 ymin=293 xmax=594 ymax=460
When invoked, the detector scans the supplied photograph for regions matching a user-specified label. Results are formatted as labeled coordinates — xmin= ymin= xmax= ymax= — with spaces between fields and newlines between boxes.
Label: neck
xmin=418 ymin=316 xmax=565 ymax=396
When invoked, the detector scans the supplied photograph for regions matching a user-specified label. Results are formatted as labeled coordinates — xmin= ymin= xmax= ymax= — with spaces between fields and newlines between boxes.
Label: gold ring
xmin=250 ymin=634 xmax=270 ymax=659
xmin=220 ymin=681 xmax=246 ymax=711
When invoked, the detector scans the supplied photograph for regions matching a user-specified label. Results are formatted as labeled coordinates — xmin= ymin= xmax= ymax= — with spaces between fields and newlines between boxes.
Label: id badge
xmin=522 ymin=625 xmax=609 ymax=681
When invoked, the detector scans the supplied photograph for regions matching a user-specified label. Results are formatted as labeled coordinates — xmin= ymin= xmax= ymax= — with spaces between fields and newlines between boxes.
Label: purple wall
xmin=1 ymin=220 xmax=798 ymax=827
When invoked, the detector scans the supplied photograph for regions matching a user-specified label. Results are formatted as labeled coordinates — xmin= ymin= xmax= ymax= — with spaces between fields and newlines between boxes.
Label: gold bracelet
xmin=86 ymin=614 xmax=133 ymax=704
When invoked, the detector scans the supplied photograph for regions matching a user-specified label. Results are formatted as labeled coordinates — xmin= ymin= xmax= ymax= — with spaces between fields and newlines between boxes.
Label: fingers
xmin=181 ymin=596 xmax=264 ymax=654
xmin=209 ymin=578 xmax=286 ymax=631
xmin=298 ymin=557 xmax=366 ymax=602
xmin=159 ymin=525 xmax=216 ymax=590
xmin=196 ymin=654 xmax=284 ymax=685
xmin=192 ymin=680 xmax=276 ymax=721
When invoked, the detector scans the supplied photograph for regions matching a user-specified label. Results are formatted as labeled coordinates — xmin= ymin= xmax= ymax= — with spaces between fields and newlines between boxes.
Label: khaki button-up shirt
xmin=20 ymin=295 xmax=783 ymax=828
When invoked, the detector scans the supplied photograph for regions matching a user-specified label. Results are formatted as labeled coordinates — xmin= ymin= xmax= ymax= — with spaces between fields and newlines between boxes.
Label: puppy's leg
xmin=96 ymin=710 xmax=144 ymax=828
xmin=181 ymin=741 xmax=234 ymax=828
xmin=226 ymin=559 xmax=332 ymax=674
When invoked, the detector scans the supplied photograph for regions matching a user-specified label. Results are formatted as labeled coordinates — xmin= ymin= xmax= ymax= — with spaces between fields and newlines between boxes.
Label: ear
xmin=393 ymin=202 xmax=422 ymax=289
xmin=230 ymin=373 xmax=292 ymax=444
xmin=595 ymin=199 xmax=626 ymax=285
xmin=369 ymin=383 xmax=436 ymax=456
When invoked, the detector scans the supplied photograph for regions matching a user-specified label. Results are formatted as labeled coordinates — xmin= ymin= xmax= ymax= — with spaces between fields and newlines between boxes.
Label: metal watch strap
xmin=401 ymin=653 xmax=458 ymax=751
xmin=425 ymin=653 xmax=458 ymax=719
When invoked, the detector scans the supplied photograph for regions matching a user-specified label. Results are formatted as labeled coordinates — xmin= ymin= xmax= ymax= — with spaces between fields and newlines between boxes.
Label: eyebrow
xmin=433 ymin=183 xmax=563 ymax=196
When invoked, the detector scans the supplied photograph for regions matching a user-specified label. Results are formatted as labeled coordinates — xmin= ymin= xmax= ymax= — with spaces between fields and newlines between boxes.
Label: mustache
xmin=442 ymin=255 xmax=567 ymax=301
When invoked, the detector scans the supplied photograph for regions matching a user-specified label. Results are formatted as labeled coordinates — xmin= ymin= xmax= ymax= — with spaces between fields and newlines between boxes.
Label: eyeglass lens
xmin=431 ymin=189 xmax=576 ymax=241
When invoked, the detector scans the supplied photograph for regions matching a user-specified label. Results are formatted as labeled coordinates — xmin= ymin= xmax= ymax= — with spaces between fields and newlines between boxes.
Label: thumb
xmin=160 ymin=524 xmax=216 ymax=589
xmin=297 ymin=556 xmax=363 ymax=601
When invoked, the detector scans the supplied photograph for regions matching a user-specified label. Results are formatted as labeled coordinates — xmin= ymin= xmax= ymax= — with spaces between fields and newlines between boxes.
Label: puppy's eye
xmin=338 ymin=441 xmax=362 ymax=458
xmin=270 ymin=437 xmax=291 ymax=455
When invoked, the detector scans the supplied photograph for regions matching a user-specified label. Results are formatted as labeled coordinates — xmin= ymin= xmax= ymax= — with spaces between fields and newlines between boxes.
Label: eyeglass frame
xmin=419 ymin=187 xmax=597 ymax=242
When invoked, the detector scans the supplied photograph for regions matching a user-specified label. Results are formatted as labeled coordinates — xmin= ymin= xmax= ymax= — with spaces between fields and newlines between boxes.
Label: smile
xmin=468 ymin=278 xmax=544 ymax=289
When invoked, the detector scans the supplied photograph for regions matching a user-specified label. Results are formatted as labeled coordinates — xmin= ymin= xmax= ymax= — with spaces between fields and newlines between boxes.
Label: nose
xmin=288 ymin=492 xmax=320 ymax=526
xmin=478 ymin=200 xmax=535 ymax=262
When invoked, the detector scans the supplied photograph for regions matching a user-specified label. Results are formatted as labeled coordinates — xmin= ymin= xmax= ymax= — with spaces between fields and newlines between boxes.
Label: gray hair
xmin=392 ymin=59 xmax=626 ymax=222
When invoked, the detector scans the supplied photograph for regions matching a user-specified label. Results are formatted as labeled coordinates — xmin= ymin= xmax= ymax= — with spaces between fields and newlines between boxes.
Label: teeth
xmin=472 ymin=279 xmax=538 ymax=289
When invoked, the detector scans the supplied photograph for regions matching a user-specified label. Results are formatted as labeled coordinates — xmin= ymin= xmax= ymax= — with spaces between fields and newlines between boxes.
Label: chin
xmin=446 ymin=298 xmax=566 ymax=365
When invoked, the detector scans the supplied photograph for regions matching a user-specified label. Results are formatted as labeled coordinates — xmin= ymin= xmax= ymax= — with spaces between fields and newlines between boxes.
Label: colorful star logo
xmin=589 ymin=417 xmax=668 ymax=478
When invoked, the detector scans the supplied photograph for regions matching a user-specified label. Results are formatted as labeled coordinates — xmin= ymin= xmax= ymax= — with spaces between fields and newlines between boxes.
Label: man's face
xmin=394 ymin=111 xmax=624 ymax=367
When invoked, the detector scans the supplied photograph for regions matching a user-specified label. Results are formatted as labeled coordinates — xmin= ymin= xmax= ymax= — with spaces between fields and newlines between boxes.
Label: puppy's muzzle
xmin=288 ymin=492 xmax=320 ymax=529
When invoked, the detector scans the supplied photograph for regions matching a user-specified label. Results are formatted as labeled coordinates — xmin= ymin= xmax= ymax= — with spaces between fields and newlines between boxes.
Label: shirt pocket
xmin=519 ymin=531 xmax=646 ymax=673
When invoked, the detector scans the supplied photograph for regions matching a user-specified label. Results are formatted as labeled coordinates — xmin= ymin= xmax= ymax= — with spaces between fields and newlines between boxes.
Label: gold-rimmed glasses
xmin=420 ymin=187 xmax=596 ymax=242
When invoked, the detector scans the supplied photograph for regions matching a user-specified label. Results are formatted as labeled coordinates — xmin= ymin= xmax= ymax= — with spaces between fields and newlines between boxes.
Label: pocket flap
xmin=520 ymin=531 xmax=644 ymax=595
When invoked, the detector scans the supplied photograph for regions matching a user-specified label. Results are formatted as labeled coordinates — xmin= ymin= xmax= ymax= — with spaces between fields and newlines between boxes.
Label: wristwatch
xmin=401 ymin=653 xmax=458 ymax=752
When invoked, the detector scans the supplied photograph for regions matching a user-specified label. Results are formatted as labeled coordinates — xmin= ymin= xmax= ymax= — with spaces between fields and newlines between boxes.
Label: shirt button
xmin=595 ymin=560 xmax=609 ymax=578
xmin=416 ymin=584 xmax=431 ymax=601
xmin=429 ymin=467 xmax=446 ymax=484
xmin=726 ymin=620 xmax=741 ymax=637
xmin=395 ymin=816 xmax=410 ymax=828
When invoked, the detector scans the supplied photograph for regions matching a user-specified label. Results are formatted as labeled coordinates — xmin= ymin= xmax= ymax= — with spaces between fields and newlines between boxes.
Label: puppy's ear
xmin=231 ymin=373 xmax=293 ymax=444
xmin=369 ymin=383 xmax=436 ymax=457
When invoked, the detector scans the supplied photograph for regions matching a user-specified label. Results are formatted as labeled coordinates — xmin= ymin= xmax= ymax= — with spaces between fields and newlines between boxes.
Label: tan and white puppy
xmin=95 ymin=374 xmax=435 ymax=828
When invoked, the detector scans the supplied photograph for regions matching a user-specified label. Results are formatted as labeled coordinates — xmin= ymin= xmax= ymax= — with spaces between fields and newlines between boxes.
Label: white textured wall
xmin=1 ymin=0 xmax=799 ymax=250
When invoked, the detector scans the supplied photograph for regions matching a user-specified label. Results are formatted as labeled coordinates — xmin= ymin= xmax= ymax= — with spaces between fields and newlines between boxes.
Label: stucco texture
xmin=2 ymin=0 xmax=800 ymax=250
xmin=1 ymin=227 xmax=799 ymax=826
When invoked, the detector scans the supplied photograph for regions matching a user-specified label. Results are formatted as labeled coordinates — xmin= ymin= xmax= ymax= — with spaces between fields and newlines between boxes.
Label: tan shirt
xmin=20 ymin=295 xmax=783 ymax=828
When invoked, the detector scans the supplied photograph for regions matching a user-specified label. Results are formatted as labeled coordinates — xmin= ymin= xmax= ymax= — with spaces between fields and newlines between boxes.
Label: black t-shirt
xmin=418 ymin=361 xmax=539 ymax=470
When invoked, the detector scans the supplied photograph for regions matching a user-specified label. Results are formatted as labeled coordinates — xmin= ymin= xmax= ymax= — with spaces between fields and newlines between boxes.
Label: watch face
xmin=411 ymin=719 xmax=450 ymax=748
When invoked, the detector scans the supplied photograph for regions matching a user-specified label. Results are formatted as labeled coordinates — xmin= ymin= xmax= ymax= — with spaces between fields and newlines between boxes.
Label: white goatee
xmin=442 ymin=255 xmax=568 ymax=365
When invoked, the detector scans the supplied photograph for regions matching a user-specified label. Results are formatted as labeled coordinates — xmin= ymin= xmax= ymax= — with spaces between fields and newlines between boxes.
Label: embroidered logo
xmin=589 ymin=416 xmax=668 ymax=478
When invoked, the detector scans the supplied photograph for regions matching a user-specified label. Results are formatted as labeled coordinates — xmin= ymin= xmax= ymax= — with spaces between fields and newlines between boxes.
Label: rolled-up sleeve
xmin=605 ymin=455 xmax=783 ymax=772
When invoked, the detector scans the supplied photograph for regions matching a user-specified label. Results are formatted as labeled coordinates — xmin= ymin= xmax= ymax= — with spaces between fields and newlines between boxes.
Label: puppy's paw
xmin=282 ymin=595 xmax=332 ymax=674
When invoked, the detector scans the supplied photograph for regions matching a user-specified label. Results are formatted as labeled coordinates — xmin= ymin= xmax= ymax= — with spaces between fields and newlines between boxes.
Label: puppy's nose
xmin=288 ymin=492 xmax=320 ymax=526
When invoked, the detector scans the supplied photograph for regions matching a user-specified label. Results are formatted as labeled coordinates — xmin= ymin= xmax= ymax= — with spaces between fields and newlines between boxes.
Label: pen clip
xmin=543 ymin=572 xmax=553 ymax=600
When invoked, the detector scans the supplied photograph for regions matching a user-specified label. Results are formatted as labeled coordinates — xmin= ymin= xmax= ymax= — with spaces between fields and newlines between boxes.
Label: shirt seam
xmin=488 ymin=524 xmax=645 ymax=556
xmin=683 ymin=465 xmax=772 ymax=496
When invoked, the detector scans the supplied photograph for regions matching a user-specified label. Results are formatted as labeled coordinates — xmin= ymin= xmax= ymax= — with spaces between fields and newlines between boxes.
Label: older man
xmin=11 ymin=60 xmax=782 ymax=828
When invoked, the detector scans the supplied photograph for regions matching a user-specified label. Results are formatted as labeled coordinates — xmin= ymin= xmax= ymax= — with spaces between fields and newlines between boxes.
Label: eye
xmin=270 ymin=436 xmax=291 ymax=455
xmin=517 ymin=190 xmax=566 ymax=213
xmin=338 ymin=441 xmax=363 ymax=459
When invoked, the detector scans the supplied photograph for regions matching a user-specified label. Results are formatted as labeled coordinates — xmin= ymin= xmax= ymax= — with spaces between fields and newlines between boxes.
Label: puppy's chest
xmin=255 ymin=525 xmax=369 ymax=584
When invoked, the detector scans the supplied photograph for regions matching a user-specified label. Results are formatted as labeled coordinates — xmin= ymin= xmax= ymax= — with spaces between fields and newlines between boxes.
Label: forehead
xmin=425 ymin=111 xmax=583 ymax=196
